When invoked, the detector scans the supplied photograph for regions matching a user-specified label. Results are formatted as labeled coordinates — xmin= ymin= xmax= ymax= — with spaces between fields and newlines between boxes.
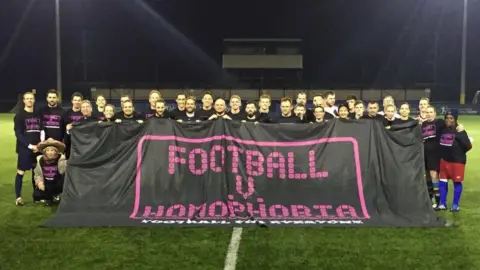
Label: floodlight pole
xmin=460 ymin=0 xmax=468 ymax=104
xmin=55 ymin=0 xmax=63 ymax=101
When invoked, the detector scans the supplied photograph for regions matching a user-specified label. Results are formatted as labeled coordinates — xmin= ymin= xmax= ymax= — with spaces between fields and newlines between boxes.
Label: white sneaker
xmin=15 ymin=197 xmax=24 ymax=206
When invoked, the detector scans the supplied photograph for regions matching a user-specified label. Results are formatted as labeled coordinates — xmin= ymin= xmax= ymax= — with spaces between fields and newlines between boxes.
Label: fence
xmin=90 ymin=88 xmax=431 ymax=102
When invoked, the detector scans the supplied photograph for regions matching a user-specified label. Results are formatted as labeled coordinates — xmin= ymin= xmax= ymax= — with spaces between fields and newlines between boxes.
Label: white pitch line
xmin=223 ymin=227 xmax=243 ymax=270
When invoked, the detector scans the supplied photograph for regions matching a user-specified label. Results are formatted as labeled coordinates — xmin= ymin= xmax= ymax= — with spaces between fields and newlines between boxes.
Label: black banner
xmin=43 ymin=119 xmax=445 ymax=227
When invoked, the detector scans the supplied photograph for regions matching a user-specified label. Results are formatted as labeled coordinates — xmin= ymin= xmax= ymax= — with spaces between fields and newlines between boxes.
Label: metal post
xmin=55 ymin=0 xmax=63 ymax=101
xmin=460 ymin=0 xmax=468 ymax=104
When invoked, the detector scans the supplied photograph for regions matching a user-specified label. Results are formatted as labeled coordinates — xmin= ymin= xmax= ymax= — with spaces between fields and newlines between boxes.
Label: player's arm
xmin=388 ymin=120 xmax=418 ymax=131
xmin=13 ymin=114 xmax=33 ymax=149
xmin=457 ymin=131 xmax=472 ymax=153
xmin=34 ymin=156 xmax=45 ymax=190
xmin=58 ymin=154 xmax=67 ymax=175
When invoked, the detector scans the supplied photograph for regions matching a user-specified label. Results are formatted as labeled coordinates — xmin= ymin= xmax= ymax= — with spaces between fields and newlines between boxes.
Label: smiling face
xmin=338 ymin=106 xmax=349 ymax=118
xmin=399 ymin=104 xmax=410 ymax=118
xmin=96 ymin=96 xmax=106 ymax=107
xmin=23 ymin=93 xmax=35 ymax=108
xmin=81 ymin=102 xmax=92 ymax=116
xmin=385 ymin=105 xmax=395 ymax=119
xmin=230 ymin=97 xmax=241 ymax=111
xmin=445 ymin=114 xmax=456 ymax=128
xmin=214 ymin=99 xmax=226 ymax=114
xmin=426 ymin=107 xmax=436 ymax=121
xmin=155 ymin=101 xmax=166 ymax=116
xmin=104 ymin=105 xmax=115 ymax=119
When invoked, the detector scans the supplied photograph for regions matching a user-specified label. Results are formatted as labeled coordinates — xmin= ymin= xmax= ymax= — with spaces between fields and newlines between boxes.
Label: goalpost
xmin=472 ymin=90 xmax=480 ymax=104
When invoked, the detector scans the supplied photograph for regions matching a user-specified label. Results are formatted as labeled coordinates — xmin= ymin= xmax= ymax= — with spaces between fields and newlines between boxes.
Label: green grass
xmin=0 ymin=114 xmax=479 ymax=270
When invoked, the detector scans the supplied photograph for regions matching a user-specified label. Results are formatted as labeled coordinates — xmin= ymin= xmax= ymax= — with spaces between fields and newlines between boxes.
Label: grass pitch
xmin=0 ymin=114 xmax=479 ymax=270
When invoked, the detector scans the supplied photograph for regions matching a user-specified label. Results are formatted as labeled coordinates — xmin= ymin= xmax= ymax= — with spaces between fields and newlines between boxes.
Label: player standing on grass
xmin=39 ymin=89 xmax=64 ymax=141
xmin=13 ymin=92 xmax=41 ymax=206
xmin=422 ymin=106 xmax=444 ymax=206
xmin=437 ymin=110 xmax=472 ymax=212
xmin=63 ymin=93 xmax=83 ymax=159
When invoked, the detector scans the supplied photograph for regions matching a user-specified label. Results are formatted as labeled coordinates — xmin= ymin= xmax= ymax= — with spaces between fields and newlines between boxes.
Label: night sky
xmin=1 ymin=0 xmax=479 ymax=101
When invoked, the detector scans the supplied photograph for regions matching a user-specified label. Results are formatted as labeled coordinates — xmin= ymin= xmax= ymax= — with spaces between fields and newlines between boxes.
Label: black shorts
xmin=425 ymin=152 xmax=441 ymax=172
xmin=17 ymin=150 xmax=37 ymax=171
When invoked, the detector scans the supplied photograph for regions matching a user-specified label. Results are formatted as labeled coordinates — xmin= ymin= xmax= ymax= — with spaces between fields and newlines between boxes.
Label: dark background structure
xmin=1 ymin=0 xmax=479 ymax=103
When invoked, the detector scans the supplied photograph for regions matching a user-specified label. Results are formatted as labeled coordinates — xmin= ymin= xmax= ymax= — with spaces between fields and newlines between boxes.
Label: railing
xmin=90 ymin=88 xmax=432 ymax=102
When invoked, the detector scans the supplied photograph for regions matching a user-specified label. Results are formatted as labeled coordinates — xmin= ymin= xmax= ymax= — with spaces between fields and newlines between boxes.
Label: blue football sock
xmin=439 ymin=181 xmax=448 ymax=206
xmin=15 ymin=173 xmax=24 ymax=198
xmin=453 ymin=182 xmax=463 ymax=206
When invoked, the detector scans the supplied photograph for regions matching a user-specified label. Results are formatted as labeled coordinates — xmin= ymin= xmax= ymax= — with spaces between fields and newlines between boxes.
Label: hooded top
xmin=439 ymin=109 xmax=472 ymax=164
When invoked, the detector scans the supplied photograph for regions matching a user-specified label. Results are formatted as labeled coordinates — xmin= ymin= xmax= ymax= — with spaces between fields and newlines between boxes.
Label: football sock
xmin=15 ymin=173 xmax=24 ymax=198
xmin=439 ymin=180 xmax=448 ymax=206
xmin=453 ymin=182 xmax=463 ymax=206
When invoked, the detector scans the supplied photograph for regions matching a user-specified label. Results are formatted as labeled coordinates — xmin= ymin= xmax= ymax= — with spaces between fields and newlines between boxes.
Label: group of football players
xmin=13 ymin=89 xmax=472 ymax=211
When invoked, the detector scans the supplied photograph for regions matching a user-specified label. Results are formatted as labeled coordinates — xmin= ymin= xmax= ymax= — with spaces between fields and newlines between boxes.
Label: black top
xmin=197 ymin=108 xmax=215 ymax=121
xmin=39 ymin=105 xmax=65 ymax=141
xmin=93 ymin=111 xmax=105 ymax=121
xmin=144 ymin=108 xmax=156 ymax=119
xmin=361 ymin=114 xmax=384 ymax=120
xmin=170 ymin=108 xmax=186 ymax=120
xmin=76 ymin=115 xmax=99 ymax=125
xmin=439 ymin=128 xmax=472 ymax=164
xmin=63 ymin=109 xmax=83 ymax=125
xmin=116 ymin=112 xmax=144 ymax=122
xmin=258 ymin=111 xmax=277 ymax=123
xmin=227 ymin=111 xmax=246 ymax=121
xmin=275 ymin=114 xmax=303 ymax=124
xmin=153 ymin=111 xmax=171 ymax=119
xmin=422 ymin=119 xmax=445 ymax=152
xmin=14 ymin=110 xmax=42 ymax=153
xmin=393 ymin=117 xmax=416 ymax=125
xmin=177 ymin=112 xmax=201 ymax=122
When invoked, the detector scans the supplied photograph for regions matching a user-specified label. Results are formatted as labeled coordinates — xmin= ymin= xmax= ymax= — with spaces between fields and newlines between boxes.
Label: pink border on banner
xmin=129 ymin=135 xmax=370 ymax=220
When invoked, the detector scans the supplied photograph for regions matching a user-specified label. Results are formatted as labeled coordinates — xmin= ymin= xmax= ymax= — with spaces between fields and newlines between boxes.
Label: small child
xmin=33 ymin=138 xmax=67 ymax=205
